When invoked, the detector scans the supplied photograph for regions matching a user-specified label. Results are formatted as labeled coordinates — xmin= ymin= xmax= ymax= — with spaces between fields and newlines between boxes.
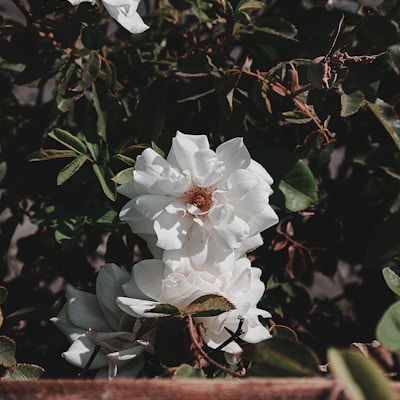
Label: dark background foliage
xmin=0 ymin=0 xmax=400 ymax=379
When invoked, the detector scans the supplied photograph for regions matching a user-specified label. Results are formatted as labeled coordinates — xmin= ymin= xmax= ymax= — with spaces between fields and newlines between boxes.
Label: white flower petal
xmin=117 ymin=297 xmax=163 ymax=318
xmin=96 ymin=264 xmax=130 ymax=331
xmin=119 ymin=199 xmax=155 ymax=234
xmin=66 ymin=287 xmax=113 ymax=332
xmin=62 ymin=334 xmax=108 ymax=369
xmin=133 ymin=259 xmax=164 ymax=300
xmin=134 ymin=194 xmax=170 ymax=220
xmin=154 ymin=211 xmax=192 ymax=250
xmin=216 ymin=137 xmax=251 ymax=180
xmin=50 ymin=305 xmax=86 ymax=343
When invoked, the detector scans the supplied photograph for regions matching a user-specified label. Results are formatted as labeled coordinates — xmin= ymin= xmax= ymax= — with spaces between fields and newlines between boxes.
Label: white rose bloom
xmin=51 ymin=263 xmax=152 ymax=379
xmin=67 ymin=0 xmax=149 ymax=34
xmin=116 ymin=257 xmax=272 ymax=356
xmin=118 ymin=132 xmax=278 ymax=274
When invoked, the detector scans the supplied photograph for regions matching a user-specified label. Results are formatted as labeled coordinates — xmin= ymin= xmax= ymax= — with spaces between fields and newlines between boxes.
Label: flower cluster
xmin=52 ymin=132 xmax=278 ymax=378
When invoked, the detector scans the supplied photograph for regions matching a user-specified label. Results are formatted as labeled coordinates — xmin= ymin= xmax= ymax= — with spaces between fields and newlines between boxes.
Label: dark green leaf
xmin=281 ymin=110 xmax=312 ymax=124
xmin=389 ymin=44 xmax=400 ymax=75
xmin=56 ymin=64 xmax=84 ymax=112
xmin=82 ymin=26 xmax=106 ymax=50
xmin=53 ymin=17 xmax=81 ymax=48
xmin=382 ymin=267 xmax=400 ymax=296
xmin=278 ymin=160 xmax=319 ymax=212
xmin=48 ymin=128 xmax=87 ymax=154
xmin=254 ymin=17 xmax=298 ymax=40
xmin=376 ymin=301 xmax=400 ymax=351
xmin=270 ymin=324 xmax=298 ymax=341
xmin=368 ymin=99 xmax=400 ymax=151
xmin=114 ymin=154 xmax=136 ymax=166
xmin=54 ymin=217 xmax=86 ymax=251
xmin=236 ymin=0 xmax=265 ymax=13
xmin=151 ymin=141 xmax=165 ymax=158
xmin=215 ymin=75 xmax=236 ymax=120
xmin=57 ymin=154 xmax=87 ymax=185
xmin=365 ymin=212 xmax=400 ymax=267
xmin=328 ymin=348 xmax=396 ymax=400
xmin=92 ymin=83 xmax=106 ymax=141
xmin=112 ymin=167 xmax=134 ymax=185
xmin=146 ymin=303 xmax=182 ymax=316
xmin=93 ymin=164 xmax=117 ymax=201
xmin=27 ymin=149 xmax=77 ymax=161
xmin=183 ymin=294 xmax=236 ymax=317
xmin=293 ymin=132 xmax=325 ymax=159
xmin=92 ymin=210 xmax=121 ymax=226
xmin=341 ymin=91 xmax=365 ymax=117
xmin=0 ymin=336 xmax=16 ymax=368
xmin=2 ymin=363 xmax=44 ymax=380
xmin=72 ymin=51 xmax=101 ymax=92
xmin=244 ymin=338 xmax=320 ymax=377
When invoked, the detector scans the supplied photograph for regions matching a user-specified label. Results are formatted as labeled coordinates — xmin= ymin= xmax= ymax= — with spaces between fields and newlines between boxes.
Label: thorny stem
xmin=185 ymin=315 xmax=246 ymax=378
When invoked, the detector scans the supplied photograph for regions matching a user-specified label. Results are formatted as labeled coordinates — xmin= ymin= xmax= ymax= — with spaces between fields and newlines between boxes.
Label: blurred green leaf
xmin=173 ymin=363 xmax=206 ymax=378
xmin=2 ymin=364 xmax=44 ymax=380
xmin=270 ymin=324 xmax=298 ymax=341
xmin=54 ymin=217 xmax=86 ymax=251
xmin=56 ymin=64 xmax=84 ymax=113
xmin=0 ymin=336 xmax=16 ymax=368
xmin=244 ymin=338 xmax=320 ymax=377
xmin=328 ymin=347 xmax=396 ymax=400
xmin=376 ymin=301 xmax=400 ymax=351
xmin=56 ymin=154 xmax=88 ymax=185
xmin=340 ymin=91 xmax=365 ymax=117
xmin=92 ymin=83 xmax=107 ymax=142
xmin=389 ymin=44 xmax=400 ymax=75
xmin=53 ymin=17 xmax=81 ymax=48
xmin=48 ymin=128 xmax=87 ymax=154
xmin=183 ymin=294 xmax=235 ymax=317
xmin=254 ymin=17 xmax=298 ymax=40
xmin=93 ymin=164 xmax=117 ymax=200
xmin=382 ymin=267 xmax=400 ymax=296
xmin=281 ymin=110 xmax=312 ymax=124
xmin=0 ymin=286 xmax=8 ymax=306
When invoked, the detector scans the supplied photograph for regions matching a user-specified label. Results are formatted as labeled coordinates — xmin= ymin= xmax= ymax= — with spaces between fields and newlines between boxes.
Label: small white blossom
xmin=118 ymin=132 xmax=278 ymax=275
xmin=116 ymin=256 xmax=272 ymax=356
xmin=51 ymin=263 xmax=152 ymax=378
xmin=67 ymin=0 xmax=149 ymax=34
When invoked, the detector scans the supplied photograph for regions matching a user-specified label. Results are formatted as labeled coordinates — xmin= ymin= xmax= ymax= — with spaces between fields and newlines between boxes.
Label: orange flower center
xmin=184 ymin=187 xmax=213 ymax=213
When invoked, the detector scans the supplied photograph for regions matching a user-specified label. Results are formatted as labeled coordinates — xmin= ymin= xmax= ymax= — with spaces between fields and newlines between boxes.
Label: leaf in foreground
xmin=2 ymin=364 xmax=44 ymax=380
xmin=328 ymin=347 xmax=395 ymax=400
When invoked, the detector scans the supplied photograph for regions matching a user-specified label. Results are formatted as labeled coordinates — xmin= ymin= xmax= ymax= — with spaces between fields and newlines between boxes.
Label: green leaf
xmin=236 ymin=0 xmax=265 ymax=13
xmin=93 ymin=164 xmax=117 ymax=201
xmin=0 ymin=336 xmax=16 ymax=368
xmin=389 ymin=43 xmax=400 ymax=75
xmin=278 ymin=160 xmax=319 ymax=212
xmin=56 ymin=63 xmax=84 ymax=113
xmin=72 ymin=51 xmax=101 ymax=92
xmin=270 ymin=324 xmax=298 ymax=341
xmin=376 ymin=301 xmax=400 ymax=351
xmin=48 ymin=128 xmax=87 ymax=154
xmin=281 ymin=110 xmax=312 ymax=124
xmin=114 ymin=153 xmax=136 ymax=166
xmin=53 ymin=17 xmax=81 ymax=48
xmin=173 ymin=363 xmax=206 ymax=378
xmin=244 ymin=338 xmax=320 ymax=377
xmin=151 ymin=141 xmax=165 ymax=158
xmin=254 ymin=17 xmax=298 ymax=40
xmin=341 ymin=90 xmax=365 ymax=117
xmin=368 ymin=99 xmax=400 ymax=151
xmin=57 ymin=154 xmax=87 ymax=185
xmin=54 ymin=217 xmax=86 ymax=251
xmin=382 ymin=267 xmax=400 ymax=296
xmin=215 ymin=75 xmax=237 ymax=120
xmin=27 ymin=149 xmax=77 ymax=161
xmin=146 ymin=303 xmax=182 ymax=316
xmin=293 ymin=132 xmax=325 ymax=159
xmin=91 ymin=209 xmax=121 ymax=227
xmin=92 ymin=83 xmax=106 ymax=142
xmin=112 ymin=167 xmax=134 ymax=185
xmin=2 ymin=363 xmax=44 ymax=380
xmin=183 ymin=294 xmax=236 ymax=317
xmin=0 ymin=286 xmax=7 ymax=305
xmin=81 ymin=26 xmax=106 ymax=50
xmin=327 ymin=348 xmax=396 ymax=400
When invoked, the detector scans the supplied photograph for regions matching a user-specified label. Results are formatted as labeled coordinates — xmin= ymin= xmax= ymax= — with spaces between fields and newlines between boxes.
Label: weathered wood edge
xmin=1 ymin=378 xmax=400 ymax=400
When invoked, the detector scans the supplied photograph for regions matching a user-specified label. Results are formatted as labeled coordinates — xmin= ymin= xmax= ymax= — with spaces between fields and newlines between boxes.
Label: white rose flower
xmin=118 ymin=132 xmax=278 ymax=274
xmin=67 ymin=0 xmax=149 ymax=34
xmin=51 ymin=263 xmax=152 ymax=378
xmin=116 ymin=257 xmax=272 ymax=356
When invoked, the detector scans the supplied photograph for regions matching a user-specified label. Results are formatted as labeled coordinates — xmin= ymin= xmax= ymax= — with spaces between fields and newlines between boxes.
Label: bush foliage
xmin=1 ymin=0 xmax=400 ymax=389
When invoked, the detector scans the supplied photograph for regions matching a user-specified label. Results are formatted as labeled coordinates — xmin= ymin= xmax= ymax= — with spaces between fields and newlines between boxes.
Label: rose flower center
xmin=184 ymin=187 xmax=213 ymax=213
